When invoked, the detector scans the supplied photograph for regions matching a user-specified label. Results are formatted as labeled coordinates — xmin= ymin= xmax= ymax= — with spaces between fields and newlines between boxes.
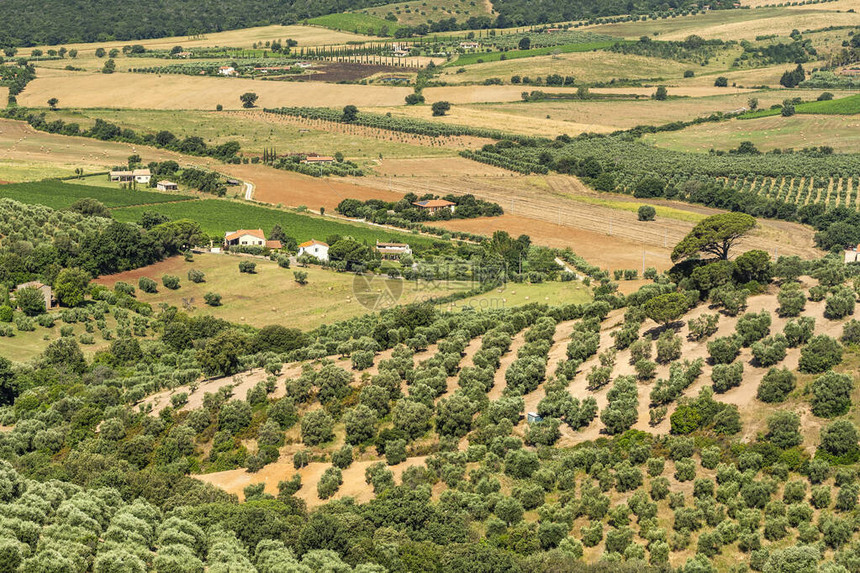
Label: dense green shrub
xmin=825 ymin=287 xmax=856 ymax=320
xmin=735 ymin=311 xmax=771 ymax=346
xmin=712 ymin=362 xmax=743 ymax=393
xmin=800 ymin=335 xmax=843 ymax=374
xmin=757 ymin=367 xmax=796 ymax=403
xmin=751 ymin=334 xmax=788 ymax=367
xmin=656 ymin=331 xmax=682 ymax=364
xmin=708 ymin=335 xmax=742 ymax=364
xmin=811 ymin=371 xmax=854 ymax=418
xmin=138 ymin=277 xmax=158 ymax=293
xmin=783 ymin=316 xmax=815 ymax=347
xmin=162 ymin=274 xmax=180 ymax=289
xmin=688 ymin=314 xmax=719 ymax=341
xmin=776 ymin=284 xmax=805 ymax=317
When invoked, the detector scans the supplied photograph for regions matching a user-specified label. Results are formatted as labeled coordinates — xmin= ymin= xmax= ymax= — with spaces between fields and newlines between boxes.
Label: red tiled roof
xmin=299 ymin=239 xmax=329 ymax=248
xmin=413 ymin=199 xmax=455 ymax=208
xmin=225 ymin=229 xmax=265 ymax=242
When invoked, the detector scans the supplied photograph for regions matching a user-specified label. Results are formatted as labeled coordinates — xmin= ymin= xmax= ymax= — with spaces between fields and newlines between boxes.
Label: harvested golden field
xmin=375 ymin=101 xmax=612 ymax=137
xmin=436 ymin=51 xmax=693 ymax=85
xmin=683 ymin=61 xmax=829 ymax=88
xmin=741 ymin=0 xmax=858 ymax=9
xmin=27 ymin=24 xmax=379 ymax=60
xmin=371 ymin=156 xmax=513 ymax=177
xmin=584 ymin=6 xmax=860 ymax=41
xmin=49 ymin=108 xmax=466 ymax=160
xmin=645 ymin=114 xmax=860 ymax=154
xmin=473 ymin=88 xmax=836 ymax=133
xmin=18 ymin=72 xmax=411 ymax=110
xmin=0 ymin=118 xmax=188 ymax=181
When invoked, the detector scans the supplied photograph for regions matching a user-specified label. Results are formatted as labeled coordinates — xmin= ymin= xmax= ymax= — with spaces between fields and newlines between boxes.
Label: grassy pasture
xmin=0 ymin=180 xmax=192 ymax=209
xmin=0 ymin=117 xmax=185 ymax=182
xmin=109 ymin=199 xmax=437 ymax=245
xmin=361 ymin=0 xmax=493 ymax=26
xmin=91 ymin=253 xmax=591 ymax=330
xmin=307 ymin=13 xmax=398 ymax=36
xmin=48 ymin=109 xmax=458 ymax=160
xmin=738 ymin=93 xmax=860 ymax=119
xmin=0 ymin=315 xmax=121 ymax=363
xmin=449 ymin=41 xmax=620 ymax=67
xmin=645 ymin=114 xmax=860 ymax=154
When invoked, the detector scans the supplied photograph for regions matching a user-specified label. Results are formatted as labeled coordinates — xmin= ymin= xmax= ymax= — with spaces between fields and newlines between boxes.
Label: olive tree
xmin=300 ymin=409 xmax=334 ymax=446
xmin=810 ymin=371 xmax=853 ymax=418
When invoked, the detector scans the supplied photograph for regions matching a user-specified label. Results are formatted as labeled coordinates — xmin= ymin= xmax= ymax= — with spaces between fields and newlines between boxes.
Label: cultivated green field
xmin=645 ymin=114 xmax=860 ymax=154
xmin=0 ymin=180 xmax=193 ymax=209
xmin=110 ymin=198 xmax=439 ymax=245
xmin=739 ymin=94 xmax=860 ymax=119
xmin=361 ymin=0 xmax=493 ymax=27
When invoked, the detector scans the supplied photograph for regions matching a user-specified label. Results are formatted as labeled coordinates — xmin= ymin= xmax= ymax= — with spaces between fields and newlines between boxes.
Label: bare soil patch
xmin=194 ymin=456 xmax=428 ymax=508
xmin=219 ymin=163 xmax=405 ymax=211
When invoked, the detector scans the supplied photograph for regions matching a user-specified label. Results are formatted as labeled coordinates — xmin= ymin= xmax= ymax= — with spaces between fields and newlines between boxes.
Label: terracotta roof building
xmin=412 ymin=199 xmax=456 ymax=214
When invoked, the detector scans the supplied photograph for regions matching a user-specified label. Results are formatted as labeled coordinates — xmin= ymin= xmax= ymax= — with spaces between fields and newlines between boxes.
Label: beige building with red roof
xmin=224 ymin=229 xmax=267 ymax=247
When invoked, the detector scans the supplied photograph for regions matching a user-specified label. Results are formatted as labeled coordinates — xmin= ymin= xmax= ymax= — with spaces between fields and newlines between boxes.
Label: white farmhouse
xmin=298 ymin=239 xmax=329 ymax=261
xmin=133 ymin=169 xmax=151 ymax=184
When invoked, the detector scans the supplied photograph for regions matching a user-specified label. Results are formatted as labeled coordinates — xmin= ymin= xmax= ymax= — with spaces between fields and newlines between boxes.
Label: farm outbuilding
xmin=413 ymin=199 xmax=455 ymax=214
xmin=157 ymin=180 xmax=178 ymax=191
xmin=301 ymin=156 xmax=335 ymax=165
xmin=375 ymin=240 xmax=411 ymax=261
xmin=109 ymin=170 xmax=133 ymax=182
xmin=15 ymin=281 xmax=53 ymax=311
